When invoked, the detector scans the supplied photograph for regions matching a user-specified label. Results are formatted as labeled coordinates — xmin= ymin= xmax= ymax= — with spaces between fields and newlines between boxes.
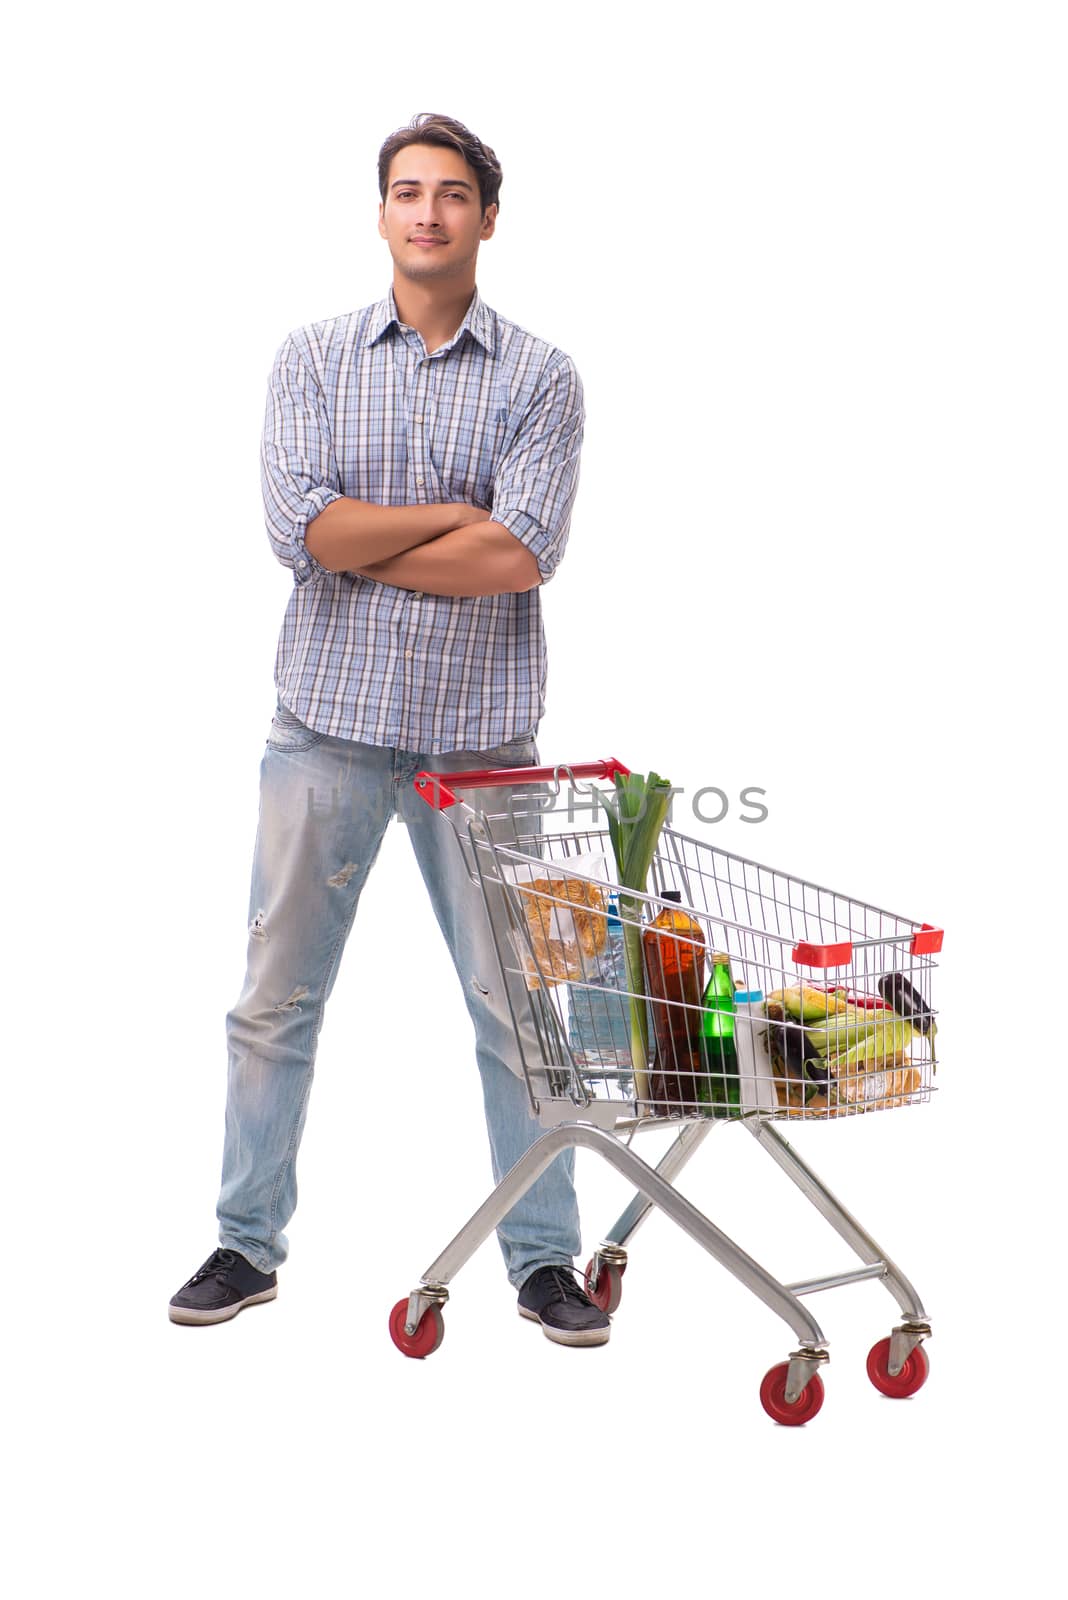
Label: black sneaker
xmin=517 ymin=1265 xmax=611 ymax=1347
xmin=169 ymin=1248 xmax=278 ymax=1326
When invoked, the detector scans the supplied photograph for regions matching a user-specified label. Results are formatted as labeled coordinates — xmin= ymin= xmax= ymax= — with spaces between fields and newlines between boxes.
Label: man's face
xmin=378 ymin=142 xmax=496 ymax=282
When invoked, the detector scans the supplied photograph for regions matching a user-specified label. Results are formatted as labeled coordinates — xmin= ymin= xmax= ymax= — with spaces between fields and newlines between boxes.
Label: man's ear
xmin=481 ymin=204 xmax=498 ymax=240
xmin=378 ymin=202 xmax=387 ymax=239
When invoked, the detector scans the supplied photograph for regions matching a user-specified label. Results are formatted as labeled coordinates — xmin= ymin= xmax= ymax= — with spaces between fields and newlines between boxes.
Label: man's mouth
xmin=411 ymin=237 xmax=446 ymax=246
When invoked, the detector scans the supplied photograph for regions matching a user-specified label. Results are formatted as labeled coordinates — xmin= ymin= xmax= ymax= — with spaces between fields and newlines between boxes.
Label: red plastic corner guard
xmin=413 ymin=772 xmax=459 ymax=810
xmin=793 ymin=924 xmax=944 ymax=969
xmin=792 ymin=941 xmax=854 ymax=969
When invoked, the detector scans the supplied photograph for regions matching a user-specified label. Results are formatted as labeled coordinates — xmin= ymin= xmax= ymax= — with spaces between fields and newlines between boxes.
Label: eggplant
xmin=877 ymin=972 xmax=935 ymax=1036
xmin=780 ymin=1020 xmax=827 ymax=1081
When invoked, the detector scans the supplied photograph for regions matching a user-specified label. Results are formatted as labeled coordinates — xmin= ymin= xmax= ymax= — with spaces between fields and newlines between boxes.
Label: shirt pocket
xmin=445 ymin=380 xmax=513 ymax=509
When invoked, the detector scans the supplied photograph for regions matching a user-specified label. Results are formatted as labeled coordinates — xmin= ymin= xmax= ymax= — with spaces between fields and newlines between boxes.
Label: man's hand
xmin=449 ymin=503 xmax=491 ymax=529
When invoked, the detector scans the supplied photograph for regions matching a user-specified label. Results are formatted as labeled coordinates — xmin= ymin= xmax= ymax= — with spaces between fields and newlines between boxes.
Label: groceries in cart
xmin=761 ymin=976 xmax=936 ymax=1116
xmin=422 ymin=756 xmax=939 ymax=1127
xmin=645 ymin=892 xmax=708 ymax=1114
xmin=566 ymin=894 xmax=639 ymax=1091
xmin=700 ymin=951 xmax=743 ymax=1117
xmin=501 ymin=848 xmax=611 ymax=990
xmin=642 ymin=895 xmax=745 ymax=1118
xmin=644 ymin=891 xmax=706 ymax=1113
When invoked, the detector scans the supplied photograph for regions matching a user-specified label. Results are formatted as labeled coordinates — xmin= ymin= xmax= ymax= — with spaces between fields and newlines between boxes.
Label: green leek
xmin=603 ymin=771 xmax=674 ymax=1104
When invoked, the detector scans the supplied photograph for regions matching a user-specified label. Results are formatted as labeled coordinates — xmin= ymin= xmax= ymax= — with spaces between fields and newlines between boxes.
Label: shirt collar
xmin=365 ymin=284 xmax=495 ymax=356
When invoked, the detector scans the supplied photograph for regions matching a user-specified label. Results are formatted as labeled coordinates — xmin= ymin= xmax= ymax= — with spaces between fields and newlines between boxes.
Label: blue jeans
xmin=217 ymin=697 xmax=581 ymax=1288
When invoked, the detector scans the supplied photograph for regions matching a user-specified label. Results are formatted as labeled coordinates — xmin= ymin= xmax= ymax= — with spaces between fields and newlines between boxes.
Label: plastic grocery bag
xmin=500 ymin=850 xmax=611 ymax=989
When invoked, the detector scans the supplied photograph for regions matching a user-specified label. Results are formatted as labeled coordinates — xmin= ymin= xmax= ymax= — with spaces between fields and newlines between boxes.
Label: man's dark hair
xmin=378 ymin=112 xmax=503 ymax=216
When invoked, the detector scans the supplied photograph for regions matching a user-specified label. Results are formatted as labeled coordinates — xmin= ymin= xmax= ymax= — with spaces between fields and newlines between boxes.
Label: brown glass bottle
xmin=642 ymin=891 xmax=708 ymax=1114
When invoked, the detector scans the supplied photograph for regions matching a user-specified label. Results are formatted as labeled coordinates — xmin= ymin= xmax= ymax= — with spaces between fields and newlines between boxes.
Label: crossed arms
xmin=261 ymin=335 xmax=584 ymax=600
xmin=304 ymin=499 xmax=542 ymax=596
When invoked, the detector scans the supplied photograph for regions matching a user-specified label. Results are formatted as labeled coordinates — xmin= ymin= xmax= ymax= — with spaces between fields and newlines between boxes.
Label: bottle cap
xmin=662 ymin=890 xmax=682 ymax=902
xmin=734 ymin=990 xmax=764 ymax=1004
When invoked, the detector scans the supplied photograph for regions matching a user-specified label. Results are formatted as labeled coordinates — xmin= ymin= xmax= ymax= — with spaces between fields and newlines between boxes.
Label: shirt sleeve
xmin=260 ymin=335 xmax=344 ymax=587
xmin=490 ymin=355 xmax=585 ymax=585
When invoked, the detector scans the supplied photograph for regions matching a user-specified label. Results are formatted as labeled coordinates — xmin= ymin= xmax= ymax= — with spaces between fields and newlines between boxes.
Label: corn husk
xmin=805 ymin=1011 xmax=911 ymax=1060
xmin=824 ymin=1017 xmax=916 ymax=1071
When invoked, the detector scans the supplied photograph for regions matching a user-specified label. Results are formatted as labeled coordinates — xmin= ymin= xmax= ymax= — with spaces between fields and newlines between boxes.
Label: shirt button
xmin=412 ymin=592 xmax=422 ymax=600
xmin=405 ymin=650 xmax=414 ymax=659
xmin=297 ymin=559 xmax=307 ymax=568
xmin=416 ymin=477 xmax=425 ymax=486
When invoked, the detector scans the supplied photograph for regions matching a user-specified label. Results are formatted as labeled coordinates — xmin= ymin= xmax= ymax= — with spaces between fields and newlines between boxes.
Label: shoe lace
xmin=542 ymin=1266 xmax=594 ymax=1307
xmin=189 ymin=1248 xmax=238 ymax=1286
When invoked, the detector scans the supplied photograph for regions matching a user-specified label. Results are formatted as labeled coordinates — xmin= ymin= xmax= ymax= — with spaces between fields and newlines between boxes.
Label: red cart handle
xmin=414 ymin=758 xmax=631 ymax=810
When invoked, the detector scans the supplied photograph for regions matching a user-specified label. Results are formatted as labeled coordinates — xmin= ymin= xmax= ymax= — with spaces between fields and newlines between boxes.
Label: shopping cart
xmin=389 ymin=757 xmax=941 ymax=1425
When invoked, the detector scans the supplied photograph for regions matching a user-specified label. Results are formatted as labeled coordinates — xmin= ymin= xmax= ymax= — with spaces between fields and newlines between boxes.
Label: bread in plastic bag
xmin=500 ymin=851 xmax=610 ymax=989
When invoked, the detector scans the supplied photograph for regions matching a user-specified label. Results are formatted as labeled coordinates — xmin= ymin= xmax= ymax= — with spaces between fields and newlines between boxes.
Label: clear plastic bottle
xmin=568 ymin=896 xmax=633 ymax=1092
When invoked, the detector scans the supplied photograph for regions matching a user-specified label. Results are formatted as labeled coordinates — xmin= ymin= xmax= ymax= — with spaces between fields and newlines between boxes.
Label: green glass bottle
xmin=698 ymin=953 xmax=741 ymax=1118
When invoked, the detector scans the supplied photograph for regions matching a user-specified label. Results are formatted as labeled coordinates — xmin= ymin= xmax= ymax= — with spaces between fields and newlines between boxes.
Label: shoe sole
xmin=169 ymin=1287 xmax=278 ymax=1326
xmin=518 ymin=1305 xmax=610 ymax=1346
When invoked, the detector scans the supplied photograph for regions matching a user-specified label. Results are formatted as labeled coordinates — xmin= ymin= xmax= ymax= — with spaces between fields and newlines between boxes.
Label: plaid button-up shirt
xmin=260 ymin=284 xmax=585 ymax=752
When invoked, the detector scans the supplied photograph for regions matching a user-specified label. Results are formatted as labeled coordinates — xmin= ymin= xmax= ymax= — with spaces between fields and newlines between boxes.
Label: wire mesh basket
xmin=417 ymin=759 xmax=942 ymax=1128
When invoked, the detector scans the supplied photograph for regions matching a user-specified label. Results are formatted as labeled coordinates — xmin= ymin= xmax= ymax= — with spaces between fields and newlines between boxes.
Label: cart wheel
xmin=759 ymin=1362 xmax=825 ymax=1426
xmin=389 ymin=1298 xmax=445 ymax=1359
xmin=583 ymin=1258 xmax=623 ymax=1315
xmin=866 ymin=1336 xmax=929 ymax=1398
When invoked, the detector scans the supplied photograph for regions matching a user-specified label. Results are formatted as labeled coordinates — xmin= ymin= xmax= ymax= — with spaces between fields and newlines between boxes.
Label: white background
xmin=5 ymin=1 xmax=1064 ymax=1594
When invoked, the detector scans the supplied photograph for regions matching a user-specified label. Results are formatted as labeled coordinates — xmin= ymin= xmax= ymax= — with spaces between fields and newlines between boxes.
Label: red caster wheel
xmin=866 ymin=1336 xmax=929 ymax=1398
xmin=583 ymin=1258 xmax=624 ymax=1314
xmin=389 ymin=1298 xmax=445 ymax=1359
xmin=759 ymin=1362 xmax=825 ymax=1426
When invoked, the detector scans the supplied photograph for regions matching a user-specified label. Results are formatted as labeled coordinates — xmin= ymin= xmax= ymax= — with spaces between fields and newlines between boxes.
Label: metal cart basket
xmin=389 ymin=757 xmax=942 ymax=1425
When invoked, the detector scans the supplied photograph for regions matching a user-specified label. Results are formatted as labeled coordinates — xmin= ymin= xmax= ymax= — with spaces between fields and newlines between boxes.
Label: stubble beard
xmin=395 ymin=242 xmax=476 ymax=285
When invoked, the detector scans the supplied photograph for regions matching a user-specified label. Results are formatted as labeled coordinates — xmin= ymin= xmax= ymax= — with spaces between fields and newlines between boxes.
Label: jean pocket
xmin=266 ymin=699 xmax=328 ymax=754
xmin=478 ymin=731 xmax=538 ymax=768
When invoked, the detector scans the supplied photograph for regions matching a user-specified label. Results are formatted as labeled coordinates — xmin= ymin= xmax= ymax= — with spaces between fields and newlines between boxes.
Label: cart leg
xmin=414 ymin=1121 xmax=829 ymax=1350
xmin=745 ymin=1118 xmax=931 ymax=1329
xmin=588 ymin=1120 xmax=717 ymax=1295
xmin=600 ymin=1120 xmax=716 ymax=1252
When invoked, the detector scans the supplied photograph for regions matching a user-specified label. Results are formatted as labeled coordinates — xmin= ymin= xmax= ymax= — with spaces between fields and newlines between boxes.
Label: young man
xmin=169 ymin=113 xmax=609 ymax=1347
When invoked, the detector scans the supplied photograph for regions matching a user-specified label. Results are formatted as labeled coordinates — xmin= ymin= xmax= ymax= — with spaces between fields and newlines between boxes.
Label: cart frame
xmin=389 ymin=758 xmax=938 ymax=1423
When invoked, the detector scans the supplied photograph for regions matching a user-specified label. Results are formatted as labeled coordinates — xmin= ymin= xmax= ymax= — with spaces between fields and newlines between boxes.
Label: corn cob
xmin=765 ymin=985 xmax=850 ymax=1023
